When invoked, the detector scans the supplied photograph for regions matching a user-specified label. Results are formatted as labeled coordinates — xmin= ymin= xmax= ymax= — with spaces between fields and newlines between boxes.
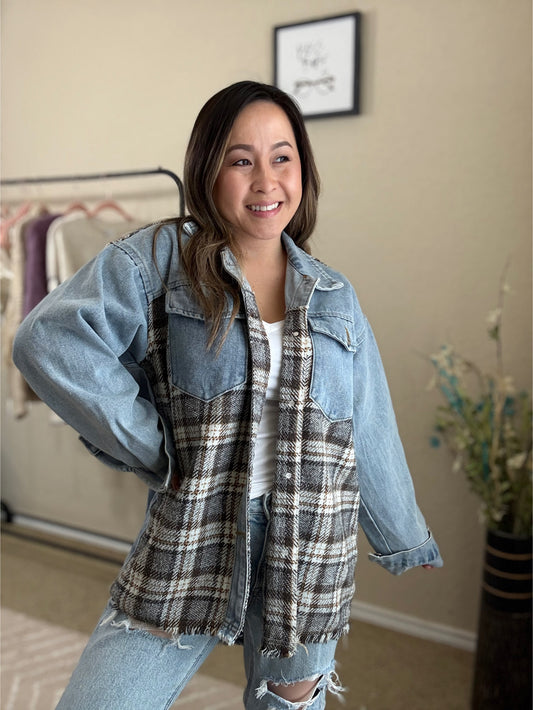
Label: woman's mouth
xmin=246 ymin=202 xmax=281 ymax=212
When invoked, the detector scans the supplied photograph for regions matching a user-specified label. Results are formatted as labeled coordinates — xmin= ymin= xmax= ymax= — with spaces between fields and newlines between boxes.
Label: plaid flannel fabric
xmin=111 ymin=282 xmax=359 ymax=658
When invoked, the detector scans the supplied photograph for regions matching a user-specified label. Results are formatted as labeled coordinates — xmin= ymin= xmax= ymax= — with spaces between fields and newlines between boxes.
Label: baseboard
xmin=11 ymin=513 xmax=133 ymax=555
xmin=9 ymin=513 xmax=477 ymax=652
xmin=350 ymin=599 xmax=476 ymax=652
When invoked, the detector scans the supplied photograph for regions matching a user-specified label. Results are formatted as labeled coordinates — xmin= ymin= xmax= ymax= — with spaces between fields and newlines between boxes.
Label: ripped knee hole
xmin=267 ymin=677 xmax=320 ymax=703
xmin=257 ymin=670 xmax=345 ymax=707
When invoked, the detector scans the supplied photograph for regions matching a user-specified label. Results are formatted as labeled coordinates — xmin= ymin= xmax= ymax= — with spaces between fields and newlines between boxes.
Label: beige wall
xmin=1 ymin=0 xmax=531 ymax=636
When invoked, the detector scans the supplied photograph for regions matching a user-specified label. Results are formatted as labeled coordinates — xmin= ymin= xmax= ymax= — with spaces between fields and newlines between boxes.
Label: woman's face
xmin=213 ymin=101 xmax=302 ymax=250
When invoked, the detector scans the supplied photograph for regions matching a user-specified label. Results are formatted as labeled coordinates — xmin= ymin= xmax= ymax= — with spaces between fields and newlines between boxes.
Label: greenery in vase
xmin=428 ymin=275 xmax=532 ymax=537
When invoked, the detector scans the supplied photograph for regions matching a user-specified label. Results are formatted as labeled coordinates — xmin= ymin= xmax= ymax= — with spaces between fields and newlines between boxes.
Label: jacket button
xmin=292 ymin=330 xmax=299 ymax=337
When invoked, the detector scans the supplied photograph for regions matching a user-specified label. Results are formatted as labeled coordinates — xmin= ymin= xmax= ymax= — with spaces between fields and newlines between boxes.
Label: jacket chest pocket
xmin=165 ymin=289 xmax=248 ymax=401
xmin=308 ymin=315 xmax=356 ymax=421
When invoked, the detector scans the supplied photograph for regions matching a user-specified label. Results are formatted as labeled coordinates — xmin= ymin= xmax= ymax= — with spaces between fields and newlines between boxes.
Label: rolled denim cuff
xmin=79 ymin=437 xmax=168 ymax=491
xmin=368 ymin=530 xmax=444 ymax=575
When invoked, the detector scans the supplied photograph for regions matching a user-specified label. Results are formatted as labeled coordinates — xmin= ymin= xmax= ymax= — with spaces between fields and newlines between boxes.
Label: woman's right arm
xmin=12 ymin=241 xmax=173 ymax=489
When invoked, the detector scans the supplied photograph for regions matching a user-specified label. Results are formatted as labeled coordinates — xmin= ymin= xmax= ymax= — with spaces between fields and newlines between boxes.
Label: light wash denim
xmin=13 ymin=225 xmax=443 ymax=575
xmin=56 ymin=495 xmax=341 ymax=710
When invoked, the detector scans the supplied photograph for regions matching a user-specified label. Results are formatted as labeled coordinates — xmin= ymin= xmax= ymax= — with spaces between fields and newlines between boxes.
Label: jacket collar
xmin=282 ymin=232 xmax=344 ymax=292
xmin=220 ymin=232 xmax=344 ymax=294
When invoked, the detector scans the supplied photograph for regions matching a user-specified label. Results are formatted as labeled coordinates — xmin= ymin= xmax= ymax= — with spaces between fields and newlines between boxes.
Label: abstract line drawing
xmin=274 ymin=13 xmax=361 ymax=119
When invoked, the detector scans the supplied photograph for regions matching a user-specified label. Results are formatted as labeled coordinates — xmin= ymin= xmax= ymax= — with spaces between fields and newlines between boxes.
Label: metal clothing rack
xmin=0 ymin=166 xmax=185 ymax=216
xmin=0 ymin=166 xmax=185 ymax=536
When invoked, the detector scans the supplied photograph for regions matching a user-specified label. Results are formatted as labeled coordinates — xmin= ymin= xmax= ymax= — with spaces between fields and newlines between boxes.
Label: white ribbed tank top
xmin=250 ymin=319 xmax=284 ymax=499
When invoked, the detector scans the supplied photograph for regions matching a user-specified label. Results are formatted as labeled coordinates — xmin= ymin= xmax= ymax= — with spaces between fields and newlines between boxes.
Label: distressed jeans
xmin=56 ymin=495 xmax=342 ymax=709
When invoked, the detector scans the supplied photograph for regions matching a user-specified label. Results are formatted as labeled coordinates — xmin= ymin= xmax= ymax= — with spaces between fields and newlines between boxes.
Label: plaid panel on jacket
xmin=110 ymin=259 xmax=359 ymax=658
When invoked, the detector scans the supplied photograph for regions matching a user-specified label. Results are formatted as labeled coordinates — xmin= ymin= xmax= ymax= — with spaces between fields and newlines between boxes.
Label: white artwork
xmin=274 ymin=13 xmax=361 ymax=119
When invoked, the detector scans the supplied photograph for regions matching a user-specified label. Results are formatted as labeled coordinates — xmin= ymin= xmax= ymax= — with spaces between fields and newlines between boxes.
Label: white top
xmin=250 ymin=319 xmax=284 ymax=499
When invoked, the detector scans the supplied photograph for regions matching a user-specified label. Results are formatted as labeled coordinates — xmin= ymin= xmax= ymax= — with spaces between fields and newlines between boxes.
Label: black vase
xmin=471 ymin=529 xmax=532 ymax=709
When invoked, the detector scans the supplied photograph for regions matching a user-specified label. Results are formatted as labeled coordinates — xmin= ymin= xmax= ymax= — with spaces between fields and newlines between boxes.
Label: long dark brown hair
xmin=156 ymin=80 xmax=320 ymax=347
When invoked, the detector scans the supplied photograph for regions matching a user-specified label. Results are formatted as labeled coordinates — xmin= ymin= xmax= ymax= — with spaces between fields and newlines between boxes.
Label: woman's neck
xmin=240 ymin=241 xmax=287 ymax=324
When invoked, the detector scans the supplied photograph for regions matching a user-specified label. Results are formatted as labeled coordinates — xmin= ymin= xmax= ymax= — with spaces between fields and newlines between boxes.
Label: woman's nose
xmin=252 ymin=162 xmax=276 ymax=193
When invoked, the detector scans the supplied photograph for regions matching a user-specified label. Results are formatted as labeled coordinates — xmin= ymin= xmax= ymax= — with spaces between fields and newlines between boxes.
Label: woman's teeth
xmin=247 ymin=202 xmax=280 ymax=212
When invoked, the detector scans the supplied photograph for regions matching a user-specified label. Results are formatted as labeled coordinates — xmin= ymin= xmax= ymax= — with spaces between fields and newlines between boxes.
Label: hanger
xmin=56 ymin=200 xmax=133 ymax=221
xmin=0 ymin=202 xmax=32 ymax=250
xmin=63 ymin=202 xmax=91 ymax=215
xmin=90 ymin=199 xmax=133 ymax=221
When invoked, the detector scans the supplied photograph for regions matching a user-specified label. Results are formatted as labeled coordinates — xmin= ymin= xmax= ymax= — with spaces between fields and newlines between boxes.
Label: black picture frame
xmin=274 ymin=12 xmax=361 ymax=119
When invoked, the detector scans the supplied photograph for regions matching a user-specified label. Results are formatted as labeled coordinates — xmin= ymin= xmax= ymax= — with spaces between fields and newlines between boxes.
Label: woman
xmin=13 ymin=81 xmax=443 ymax=709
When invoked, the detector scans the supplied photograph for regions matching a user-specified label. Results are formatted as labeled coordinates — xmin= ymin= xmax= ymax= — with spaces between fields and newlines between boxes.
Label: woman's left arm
xmin=352 ymin=316 xmax=443 ymax=575
xmin=12 ymin=241 xmax=174 ymax=489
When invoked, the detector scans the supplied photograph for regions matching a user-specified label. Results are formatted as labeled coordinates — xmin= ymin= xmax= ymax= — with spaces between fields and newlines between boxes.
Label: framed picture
xmin=274 ymin=12 xmax=361 ymax=119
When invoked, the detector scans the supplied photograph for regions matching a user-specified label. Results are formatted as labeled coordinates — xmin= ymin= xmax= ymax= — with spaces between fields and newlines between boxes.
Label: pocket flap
xmin=308 ymin=315 xmax=357 ymax=352
xmin=165 ymin=286 xmax=241 ymax=321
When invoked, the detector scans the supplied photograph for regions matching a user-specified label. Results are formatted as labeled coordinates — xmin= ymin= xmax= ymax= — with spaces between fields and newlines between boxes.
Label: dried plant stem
xmin=489 ymin=263 xmax=510 ymax=485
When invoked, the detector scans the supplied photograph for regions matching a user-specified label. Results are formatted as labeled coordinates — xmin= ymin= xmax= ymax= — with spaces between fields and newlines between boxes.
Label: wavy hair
xmin=156 ymin=80 xmax=320 ymax=347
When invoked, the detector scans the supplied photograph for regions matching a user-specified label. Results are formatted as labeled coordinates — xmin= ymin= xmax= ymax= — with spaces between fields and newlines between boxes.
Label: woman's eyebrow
xmin=225 ymin=140 xmax=294 ymax=155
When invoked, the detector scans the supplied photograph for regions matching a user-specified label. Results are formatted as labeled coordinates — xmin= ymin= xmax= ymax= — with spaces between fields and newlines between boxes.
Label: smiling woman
xmin=173 ymin=81 xmax=320 ymax=349
xmin=213 ymin=102 xmax=303 ymax=250
xmin=12 ymin=80 xmax=442 ymax=709
xmin=212 ymin=101 xmax=304 ymax=324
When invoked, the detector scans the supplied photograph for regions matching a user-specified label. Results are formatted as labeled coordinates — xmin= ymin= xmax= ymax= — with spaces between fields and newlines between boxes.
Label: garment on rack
xmin=0 ymin=202 xmax=32 ymax=251
xmin=0 ymin=244 xmax=14 ymax=316
xmin=3 ymin=205 xmax=47 ymax=417
xmin=46 ymin=214 xmax=144 ymax=290
xmin=23 ymin=213 xmax=61 ymax=317
xmin=0 ymin=205 xmax=33 ymax=312
xmin=3 ymin=204 xmax=142 ymax=418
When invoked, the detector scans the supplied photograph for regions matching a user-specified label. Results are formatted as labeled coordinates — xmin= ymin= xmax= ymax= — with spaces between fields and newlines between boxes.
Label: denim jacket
xmin=13 ymin=221 xmax=442 ymax=657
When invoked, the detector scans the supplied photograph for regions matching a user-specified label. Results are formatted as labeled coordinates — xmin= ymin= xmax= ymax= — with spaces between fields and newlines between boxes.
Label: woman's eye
xmin=233 ymin=158 xmax=251 ymax=166
xmin=274 ymin=155 xmax=290 ymax=163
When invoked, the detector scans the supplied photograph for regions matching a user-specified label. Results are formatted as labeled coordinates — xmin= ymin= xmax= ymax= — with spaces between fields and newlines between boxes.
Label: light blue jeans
xmin=56 ymin=495 xmax=342 ymax=709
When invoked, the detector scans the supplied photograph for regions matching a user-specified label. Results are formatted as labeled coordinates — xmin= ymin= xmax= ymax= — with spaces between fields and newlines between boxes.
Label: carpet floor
xmin=1 ymin=608 xmax=244 ymax=710
xmin=1 ymin=525 xmax=475 ymax=709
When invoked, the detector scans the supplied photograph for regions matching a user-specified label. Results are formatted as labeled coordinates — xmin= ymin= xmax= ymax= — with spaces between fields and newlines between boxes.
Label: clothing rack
xmin=1 ymin=166 xmax=185 ymax=537
xmin=0 ymin=167 xmax=185 ymax=216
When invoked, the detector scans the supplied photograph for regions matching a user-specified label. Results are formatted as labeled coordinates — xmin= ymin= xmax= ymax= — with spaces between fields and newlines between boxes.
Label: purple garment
xmin=23 ymin=213 xmax=61 ymax=317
